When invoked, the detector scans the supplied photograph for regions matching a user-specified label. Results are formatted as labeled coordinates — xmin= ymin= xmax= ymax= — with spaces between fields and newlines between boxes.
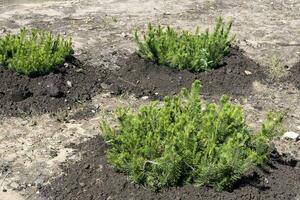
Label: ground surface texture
xmin=0 ymin=0 xmax=299 ymax=200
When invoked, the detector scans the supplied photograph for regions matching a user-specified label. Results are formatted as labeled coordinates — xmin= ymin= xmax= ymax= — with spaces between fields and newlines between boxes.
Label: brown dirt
xmin=107 ymin=47 xmax=269 ymax=100
xmin=40 ymin=136 xmax=300 ymax=200
xmin=0 ymin=58 xmax=107 ymax=117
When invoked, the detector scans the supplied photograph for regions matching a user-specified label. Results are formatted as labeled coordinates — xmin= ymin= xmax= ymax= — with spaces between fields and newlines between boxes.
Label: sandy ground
xmin=0 ymin=0 xmax=299 ymax=199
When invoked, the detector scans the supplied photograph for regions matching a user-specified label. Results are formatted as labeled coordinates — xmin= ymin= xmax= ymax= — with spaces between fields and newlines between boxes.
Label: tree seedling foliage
xmin=134 ymin=17 xmax=234 ymax=72
xmin=101 ymin=81 xmax=283 ymax=191
xmin=0 ymin=27 xmax=73 ymax=76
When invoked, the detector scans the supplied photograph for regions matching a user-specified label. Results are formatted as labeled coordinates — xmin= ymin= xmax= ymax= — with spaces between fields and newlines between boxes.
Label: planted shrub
xmin=134 ymin=17 xmax=234 ymax=72
xmin=100 ymin=81 xmax=283 ymax=190
xmin=0 ymin=27 xmax=73 ymax=76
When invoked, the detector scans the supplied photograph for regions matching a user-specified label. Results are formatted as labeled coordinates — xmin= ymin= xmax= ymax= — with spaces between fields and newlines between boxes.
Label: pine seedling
xmin=100 ymin=81 xmax=283 ymax=191
xmin=0 ymin=27 xmax=73 ymax=76
xmin=134 ymin=17 xmax=234 ymax=72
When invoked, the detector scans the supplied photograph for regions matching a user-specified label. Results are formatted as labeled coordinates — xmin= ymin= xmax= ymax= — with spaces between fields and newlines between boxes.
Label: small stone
xmin=10 ymin=182 xmax=19 ymax=189
xmin=101 ymin=83 xmax=110 ymax=90
xmin=282 ymin=131 xmax=300 ymax=141
xmin=69 ymin=155 xmax=76 ymax=160
xmin=2 ymin=188 xmax=7 ymax=192
xmin=30 ymin=121 xmax=37 ymax=126
xmin=6 ymin=154 xmax=17 ymax=162
xmin=69 ymin=119 xmax=76 ymax=123
xmin=121 ymin=32 xmax=128 ymax=38
xmin=50 ymin=150 xmax=58 ymax=158
xmin=76 ymin=68 xmax=84 ymax=73
xmin=154 ymin=92 xmax=159 ymax=95
xmin=84 ymin=164 xmax=90 ymax=169
xmin=226 ymin=68 xmax=232 ymax=74
xmin=79 ymin=182 xmax=85 ymax=187
xmin=141 ymin=96 xmax=149 ymax=100
xmin=296 ymin=125 xmax=300 ymax=131
xmin=244 ymin=70 xmax=252 ymax=75
xmin=296 ymin=162 xmax=300 ymax=169
xmin=47 ymin=84 xmax=63 ymax=98
xmin=35 ymin=179 xmax=44 ymax=189
xmin=66 ymin=81 xmax=72 ymax=87
xmin=0 ymin=28 xmax=7 ymax=34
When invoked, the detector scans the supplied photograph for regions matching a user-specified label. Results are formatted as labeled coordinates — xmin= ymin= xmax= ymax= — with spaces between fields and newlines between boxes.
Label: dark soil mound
xmin=0 ymin=47 xmax=270 ymax=117
xmin=1 ymin=47 xmax=296 ymax=117
xmin=0 ymin=58 xmax=106 ymax=117
xmin=40 ymin=136 xmax=300 ymax=200
xmin=108 ymin=47 xmax=267 ymax=100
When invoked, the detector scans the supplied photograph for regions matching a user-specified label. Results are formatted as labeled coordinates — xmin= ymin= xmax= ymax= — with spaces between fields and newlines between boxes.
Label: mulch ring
xmin=106 ymin=47 xmax=269 ymax=100
xmin=40 ymin=136 xmax=300 ymax=200
xmin=0 ymin=57 xmax=107 ymax=117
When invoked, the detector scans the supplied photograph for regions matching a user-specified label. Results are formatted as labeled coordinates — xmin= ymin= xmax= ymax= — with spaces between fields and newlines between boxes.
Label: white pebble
xmin=244 ymin=70 xmax=252 ymax=75
xmin=282 ymin=131 xmax=300 ymax=141
xmin=66 ymin=81 xmax=72 ymax=87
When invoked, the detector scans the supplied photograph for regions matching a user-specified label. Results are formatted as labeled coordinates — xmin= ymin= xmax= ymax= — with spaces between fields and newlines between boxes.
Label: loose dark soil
xmin=1 ymin=47 xmax=297 ymax=117
xmin=107 ymin=47 xmax=268 ymax=100
xmin=40 ymin=136 xmax=300 ymax=200
xmin=0 ymin=58 xmax=106 ymax=117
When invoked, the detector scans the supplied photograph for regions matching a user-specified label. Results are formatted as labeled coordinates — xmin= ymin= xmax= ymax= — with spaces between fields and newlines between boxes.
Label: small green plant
xmin=0 ymin=27 xmax=73 ymax=76
xmin=101 ymin=81 xmax=283 ymax=191
xmin=134 ymin=17 xmax=234 ymax=72
xmin=267 ymin=54 xmax=286 ymax=80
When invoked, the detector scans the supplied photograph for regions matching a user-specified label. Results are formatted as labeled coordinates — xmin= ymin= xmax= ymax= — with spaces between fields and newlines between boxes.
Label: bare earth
xmin=0 ymin=0 xmax=299 ymax=199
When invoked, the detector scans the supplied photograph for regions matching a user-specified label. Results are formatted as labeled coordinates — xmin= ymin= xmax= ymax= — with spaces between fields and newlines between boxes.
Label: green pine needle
xmin=134 ymin=17 xmax=234 ymax=72
xmin=100 ymin=80 xmax=283 ymax=191
xmin=0 ymin=27 xmax=73 ymax=76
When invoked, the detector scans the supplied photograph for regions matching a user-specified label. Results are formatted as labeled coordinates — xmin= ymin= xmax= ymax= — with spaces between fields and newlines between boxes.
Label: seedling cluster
xmin=134 ymin=17 xmax=234 ymax=71
xmin=0 ymin=28 xmax=73 ymax=76
xmin=0 ymin=18 xmax=285 ymax=192
xmin=101 ymin=81 xmax=283 ymax=190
